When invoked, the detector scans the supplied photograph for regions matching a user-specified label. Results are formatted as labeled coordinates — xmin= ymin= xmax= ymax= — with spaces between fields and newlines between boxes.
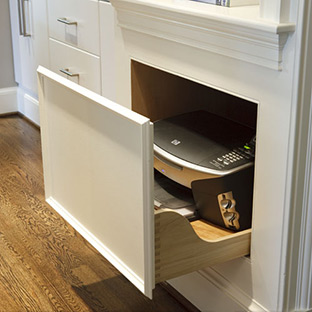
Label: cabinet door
xmin=37 ymin=66 xmax=155 ymax=298
xmin=9 ymin=0 xmax=49 ymax=95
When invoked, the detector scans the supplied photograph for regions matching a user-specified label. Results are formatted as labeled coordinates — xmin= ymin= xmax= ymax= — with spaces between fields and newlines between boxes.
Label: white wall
xmin=0 ymin=0 xmax=16 ymax=88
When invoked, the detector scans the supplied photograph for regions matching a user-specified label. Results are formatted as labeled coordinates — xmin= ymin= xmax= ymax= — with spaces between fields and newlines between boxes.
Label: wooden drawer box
xmin=155 ymin=209 xmax=251 ymax=283
xmin=47 ymin=0 xmax=100 ymax=55
xmin=37 ymin=67 xmax=251 ymax=299
xmin=49 ymin=38 xmax=101 ymax=94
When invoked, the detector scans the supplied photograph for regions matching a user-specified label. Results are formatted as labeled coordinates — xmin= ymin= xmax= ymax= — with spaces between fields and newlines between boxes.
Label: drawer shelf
xmin=155 ymin=209 xmax=251 ymax=283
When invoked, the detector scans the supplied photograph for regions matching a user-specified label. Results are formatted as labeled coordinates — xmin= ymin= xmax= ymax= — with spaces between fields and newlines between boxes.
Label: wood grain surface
xmin=190 ymin=220 xmax=234 ymax=241
xmin=154 ymin=209 xmax=251 ymax=283
xmin=0 ymin=115 xmax=196 ymax=312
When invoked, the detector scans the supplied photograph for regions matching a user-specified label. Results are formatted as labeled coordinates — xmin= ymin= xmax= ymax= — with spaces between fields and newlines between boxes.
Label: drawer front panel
xmin=38 ymin=66 xmax=155 ymax=298
xmin=47 ymin=0 xmax=100 ymax=55
xmin=49 ymin=39 xmax=101 ymax=94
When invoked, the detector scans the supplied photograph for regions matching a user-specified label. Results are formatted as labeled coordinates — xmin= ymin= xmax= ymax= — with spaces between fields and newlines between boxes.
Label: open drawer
xmin=154 ymin=209 xmax=251 ymax=283
xmin=37 ymin=66 xmax=251 ymax=299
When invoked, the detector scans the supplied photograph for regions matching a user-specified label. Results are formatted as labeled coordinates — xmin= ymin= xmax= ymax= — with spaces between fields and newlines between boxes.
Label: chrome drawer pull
xmin=57 ymin=17 xmax=77 ymax=26
xmin=59 ymin=68 xmax=79 ymax=77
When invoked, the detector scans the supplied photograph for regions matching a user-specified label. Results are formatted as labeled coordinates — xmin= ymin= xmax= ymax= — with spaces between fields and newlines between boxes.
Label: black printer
xmin=153 ymin=110 xmax=255 ymax=231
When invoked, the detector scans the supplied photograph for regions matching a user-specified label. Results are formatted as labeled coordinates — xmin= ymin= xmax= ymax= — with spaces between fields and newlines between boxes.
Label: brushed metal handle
xmin=22 ymin=0 xmax=31 ymax=36
xmin=60 ymin=68 xmax=79 ymax=77
xmin=17 ymin=0 xmax=31 ymax=37
xmin=57 ymin=18 xmax=77 ymax=26
xmin=17 ymin=0 xmax=23 ymax=35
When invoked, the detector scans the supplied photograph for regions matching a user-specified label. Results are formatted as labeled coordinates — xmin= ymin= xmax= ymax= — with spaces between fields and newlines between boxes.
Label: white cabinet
xmin=9 ymin=0 xmax=49 ymax=124
xmin=49 ymin=39 xmax=101 ymax=94
xmin=38 ymin=66 xmax=251 ymax=299
xmin=10 ymin=0 xmax=118 ymax=110
xmin=47 ymin=0 xmax=100 ymax=55
xmin=46 ymin=0 xmax=102 ymax=94
xmin=9 ymin=0 xmax=49 ymax=95
xmin=99 ymin=1 xmax=116 ymax=101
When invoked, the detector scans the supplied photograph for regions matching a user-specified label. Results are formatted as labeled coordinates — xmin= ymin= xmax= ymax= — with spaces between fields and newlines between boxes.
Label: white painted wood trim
xmin=298 ymin=127 xmax=312 ymax=309
xmin=291 ymin=63 xmax=312 ymax=311
xmin=168 ymin=268 xmax=268 ymax=311
xmin=142 ymin=121 xmax=155 ymax=293
xmin=111 ymin=0 xmax=295 ymax=70
xmin=295 ymin=3 xmax=312 ymax=310
xmin=99 ymin=2 xmax=117 ymax=102
xmin=0 ymin=86 xmax=40 ymax=125
xmin=281 ymin=0 xmax=312 ymax=310
xmin=46 ymin=197 xmax=148 ymax=294
xmin=17 ymin=89 xmax=40 ymax=126
xmin=199 ymin=268 xmax=269 ymax=311
xmin=0 ymin=87 xmax=18 ymax=114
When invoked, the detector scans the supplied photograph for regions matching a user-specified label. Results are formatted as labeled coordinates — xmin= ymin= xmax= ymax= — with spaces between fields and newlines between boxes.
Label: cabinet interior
xmin=131 ymin=60 xmax=257 ymax=128
xmin=131 ymin=60 xmax=257 ymax=280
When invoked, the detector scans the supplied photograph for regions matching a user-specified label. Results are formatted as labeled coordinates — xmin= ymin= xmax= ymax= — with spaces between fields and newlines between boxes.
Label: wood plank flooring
xmin=0 ymin=115 xmax=195 ymax=312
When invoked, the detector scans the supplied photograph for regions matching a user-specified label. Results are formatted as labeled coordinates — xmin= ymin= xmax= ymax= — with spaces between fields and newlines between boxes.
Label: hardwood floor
xmin=0 ymin=115 xmax=196 ymax=312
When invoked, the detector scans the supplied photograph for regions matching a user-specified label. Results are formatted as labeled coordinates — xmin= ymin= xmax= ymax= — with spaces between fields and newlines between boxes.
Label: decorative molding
xmin=298 ymin=125 xmax=312 ymax=309
xmin=111 ymin=0 xmax=295 ymax=70
xmin=293 ymin=3 xmax=312 ymax=309
xmin=0 ymin=87 xmax=40 ymax=125
xmin=17 ymin=89 xmax=40 ymax=126
xmin=168 ymin=267 xmax=268 ymax=311
xmin=282 ymin=0 xmax=312 ymax=310
xmin=199 ymin=268 xmax=268 ymax=311
xmin=0 ymin=87 xmax=18 ymax=114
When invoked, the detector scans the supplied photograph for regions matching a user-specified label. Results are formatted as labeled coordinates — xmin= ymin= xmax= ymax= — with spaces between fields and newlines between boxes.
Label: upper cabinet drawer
xmin=47 ymin=0 xmax=100 ymax=55
xmin=49 ymin=38 xmax=101 ymax=94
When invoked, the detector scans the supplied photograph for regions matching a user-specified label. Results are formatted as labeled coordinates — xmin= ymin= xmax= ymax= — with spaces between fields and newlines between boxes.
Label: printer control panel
xmin=208 ymin=136 xmax=256 ymax=170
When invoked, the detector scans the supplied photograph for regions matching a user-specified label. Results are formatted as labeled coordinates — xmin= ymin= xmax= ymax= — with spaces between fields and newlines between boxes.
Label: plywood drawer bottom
xmin=154 ymin=209 xmax=251 ymax=283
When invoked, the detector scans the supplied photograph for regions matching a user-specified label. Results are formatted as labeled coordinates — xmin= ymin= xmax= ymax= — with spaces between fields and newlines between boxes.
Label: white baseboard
xmin=0 ymin=87 xmax=40 ymax=126
xmin=168 ymin=268 xmax=268 ymax=312
xmin=0 ymin=87 xmax=18 ymax=114
xmin=17 ymin=90 xmax=40 ymax=126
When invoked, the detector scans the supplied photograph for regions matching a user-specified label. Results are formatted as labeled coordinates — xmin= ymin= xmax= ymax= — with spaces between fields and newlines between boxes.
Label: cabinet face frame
xmin=37 ymin=66 xmax=155 ymax=298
